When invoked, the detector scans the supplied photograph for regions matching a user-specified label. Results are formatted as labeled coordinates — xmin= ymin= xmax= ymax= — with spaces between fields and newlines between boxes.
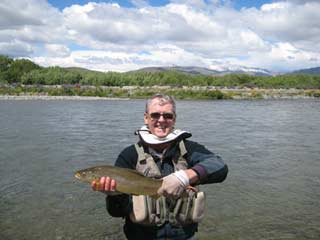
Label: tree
xmin=7 ymin=58 xmax=41 ymax=83
xmin=0 ymin=55 xmax=13 ymax=83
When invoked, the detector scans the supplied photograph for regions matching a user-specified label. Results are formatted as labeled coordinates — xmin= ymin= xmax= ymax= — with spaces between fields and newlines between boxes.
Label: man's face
xmin=144 ymin=99 xmax=176 ymax=138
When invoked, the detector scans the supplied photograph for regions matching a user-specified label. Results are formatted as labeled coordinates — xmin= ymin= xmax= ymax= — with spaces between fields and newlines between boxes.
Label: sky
xmin=1 ymin=0 xmax=320 ymax=73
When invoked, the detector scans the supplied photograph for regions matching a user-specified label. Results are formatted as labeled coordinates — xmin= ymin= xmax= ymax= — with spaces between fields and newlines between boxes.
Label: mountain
xmin=131 ymin=65 xmax=275 ymax=77
xmin=64 ymin=67 xmax=102 ymax=74
xmin=133 ymin=66 xmax=220 ymax=75
xmin=290 ymin=66 xmax=320 ymax=75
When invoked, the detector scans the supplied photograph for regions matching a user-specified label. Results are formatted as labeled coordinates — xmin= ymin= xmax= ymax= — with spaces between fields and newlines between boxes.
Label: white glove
xmin=157 ymin=170 xmax=190 ymax=198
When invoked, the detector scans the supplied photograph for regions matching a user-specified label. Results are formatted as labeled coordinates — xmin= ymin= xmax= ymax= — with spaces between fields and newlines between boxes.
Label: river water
xmin=0 ymin=99 xmax=319 ymax=240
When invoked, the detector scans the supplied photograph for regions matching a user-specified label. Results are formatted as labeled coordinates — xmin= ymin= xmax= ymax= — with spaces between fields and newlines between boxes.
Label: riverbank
xmin=0 ymin=95 xmax=129 ymax=100
xmin=1 ymin=85 xmax=320 ymax=100
xmin=219 ymin=87 xmax=320 ymax=99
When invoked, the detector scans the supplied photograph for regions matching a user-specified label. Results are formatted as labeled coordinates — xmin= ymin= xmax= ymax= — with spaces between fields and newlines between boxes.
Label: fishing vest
xmin=129 ymin=140 xmax=206 ymax=226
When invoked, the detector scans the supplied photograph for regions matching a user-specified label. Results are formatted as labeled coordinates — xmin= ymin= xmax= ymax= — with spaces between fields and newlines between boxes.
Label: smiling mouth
xmin=155 ymin=125 xmax=168 ymax=130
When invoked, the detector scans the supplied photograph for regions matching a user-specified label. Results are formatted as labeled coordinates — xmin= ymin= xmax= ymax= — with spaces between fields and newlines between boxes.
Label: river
xmin=0 ymin=99 xmax=319 ymax=240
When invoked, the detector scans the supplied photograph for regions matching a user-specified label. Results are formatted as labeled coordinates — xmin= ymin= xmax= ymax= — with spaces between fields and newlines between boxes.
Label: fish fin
xmin=149 ymin=193 xmax=160 ymax=199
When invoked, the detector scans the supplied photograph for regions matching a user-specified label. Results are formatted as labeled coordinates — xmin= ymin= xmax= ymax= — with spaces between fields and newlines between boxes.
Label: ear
xmin=144 ymin=112 xmax=148 ymax=125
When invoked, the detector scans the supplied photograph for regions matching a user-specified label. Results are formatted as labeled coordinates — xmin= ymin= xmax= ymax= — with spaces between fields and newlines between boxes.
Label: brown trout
xmin=74 ymin=165 xmax=162 ymax=197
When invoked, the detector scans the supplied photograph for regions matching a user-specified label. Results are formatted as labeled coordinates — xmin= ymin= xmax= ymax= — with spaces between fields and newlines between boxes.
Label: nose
xmin=158 ymin=115 xmax=165 ymax=121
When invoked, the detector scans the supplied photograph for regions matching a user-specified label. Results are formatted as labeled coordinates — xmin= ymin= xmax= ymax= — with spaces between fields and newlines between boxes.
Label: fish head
xmin=74 ymin=168 xmax=101 ymax=182
xmin=74 ymin=170 xmax=85 ymax=180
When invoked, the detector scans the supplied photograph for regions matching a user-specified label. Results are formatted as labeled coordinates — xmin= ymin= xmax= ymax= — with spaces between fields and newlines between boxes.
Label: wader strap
xmin=173 ymin=141 xmax=188 ymax=171
xmin=147 ymin=196 xmax=155 ymax=223
xmin=158 ymin=196 xmax=167 ymax=226
xmin=173 ymin=198 xmax=183 ymax=218
xmin=179 ymin=141 xmax=187 ymax=157
xmin=134 ymin=143 xmax=146 ymax=162
xmin=134 ymin=143 xmax=161 ymax=178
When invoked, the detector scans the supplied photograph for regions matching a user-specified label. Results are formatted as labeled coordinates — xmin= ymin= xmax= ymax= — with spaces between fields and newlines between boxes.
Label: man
xmin=92 ymin=93 xmax=228 ymax=240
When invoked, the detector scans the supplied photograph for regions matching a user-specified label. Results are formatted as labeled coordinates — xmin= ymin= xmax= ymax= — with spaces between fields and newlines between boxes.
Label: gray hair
xmin=145 ymin=93 xmax=176 ymax=114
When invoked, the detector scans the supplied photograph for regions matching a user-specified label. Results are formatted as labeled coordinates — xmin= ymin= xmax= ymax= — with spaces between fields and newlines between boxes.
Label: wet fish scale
xmin=74 ymin=165 xmax=162 ymax=197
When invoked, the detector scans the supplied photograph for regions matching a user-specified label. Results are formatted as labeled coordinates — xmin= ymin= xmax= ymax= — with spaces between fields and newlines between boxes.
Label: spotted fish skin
xmin=74 ymin=165 xmax=162 ymax=197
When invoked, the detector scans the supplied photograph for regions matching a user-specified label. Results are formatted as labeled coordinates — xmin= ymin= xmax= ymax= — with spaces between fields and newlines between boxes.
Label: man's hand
xmin=157 ymin=170 xmax=190 ymax=198
xmin=91 ymin=176 xmax=117 ymax=194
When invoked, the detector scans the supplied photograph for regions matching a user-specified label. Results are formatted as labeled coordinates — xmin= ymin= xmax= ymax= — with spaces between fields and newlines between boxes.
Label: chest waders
xmin=129 ymin=141 xmax=206 ymax=226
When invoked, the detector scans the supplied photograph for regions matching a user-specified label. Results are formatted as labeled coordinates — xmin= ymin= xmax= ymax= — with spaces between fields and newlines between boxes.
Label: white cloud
xmin=32 ymin=44 xmax=217 ymax=72
xmin=0 ymin=0 xmax=43 ymax=29
xmin=243 ymin=1 xmax=320 ymax=44
xmin=169 ymin=0 xmax=207 ymax=9
xmin=285 ymin=0 xmax=319 ymax=4
xmin=0 ymin=40 xmax=33 ymax=57
xmin=45 ymin=44 xmax=70 ymax=57
xmin=63 ymin=2 xmax=205 ymax=45
xmin=33 ymin=50 xmax=160 ymax=72
xmin=229 ymin=42 xmax=319 ymax=72
xmin=130 ymin=0 xmax=150 ymax=8
xmin=236 ymin=1 xmax=320 ymax=71
xmin=61 ymin=2 xmax=269 ymax=58
xmin=0 ymin=0 xmax=67 ymax=57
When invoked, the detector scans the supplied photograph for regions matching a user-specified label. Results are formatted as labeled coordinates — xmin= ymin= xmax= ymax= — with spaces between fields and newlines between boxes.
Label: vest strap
xmin=179 ymin=141 xmax=187 ymax=157
xmin=134 ymin=143 xmax=161 ymax=178
xmin=131 ymin=140 xmax=205 ymax=226
xmin=134 ymin=143 xmax=146 ymax=162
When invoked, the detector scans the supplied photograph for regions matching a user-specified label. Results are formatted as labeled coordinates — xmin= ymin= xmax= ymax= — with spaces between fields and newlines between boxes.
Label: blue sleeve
xmin=185 ymin=140 xmax=228 ymax=184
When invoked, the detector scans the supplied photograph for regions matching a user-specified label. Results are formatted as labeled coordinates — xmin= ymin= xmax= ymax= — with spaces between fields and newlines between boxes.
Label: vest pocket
xmin=176 ymin=191 xmax=206 ymax=225
xmin=191 ymin=191 xmax=206 ymax=222
xmin=129 ymin=195 xmax=165 ymax=226
xmin=129 ymin=192 xmax=206 ymax=226
xmin=129 ymin=195 xmax=148 ymax=222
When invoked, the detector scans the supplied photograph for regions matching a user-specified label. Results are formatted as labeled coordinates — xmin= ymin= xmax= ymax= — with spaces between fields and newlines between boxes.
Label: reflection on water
xmin=0 ymin=99 xmax=320 ymax=240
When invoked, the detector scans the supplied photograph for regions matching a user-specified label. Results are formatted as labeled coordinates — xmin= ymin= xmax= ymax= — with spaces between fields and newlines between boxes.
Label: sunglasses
xmin=149 ymin=112 xmax=175 ymax=120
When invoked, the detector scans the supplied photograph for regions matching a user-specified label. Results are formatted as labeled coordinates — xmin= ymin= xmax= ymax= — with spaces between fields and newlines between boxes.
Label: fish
xmin=74 ymin=165 xmax=162 ymax=197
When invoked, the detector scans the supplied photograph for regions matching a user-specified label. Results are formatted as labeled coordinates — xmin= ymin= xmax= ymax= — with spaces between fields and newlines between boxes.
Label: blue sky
xmin=48 ymin=0 xmax=273 ymax=10
xmin=1 ymin=0 xmax=319 ymax=73
xmin=49 ymin=0 xmax=162 ymax=9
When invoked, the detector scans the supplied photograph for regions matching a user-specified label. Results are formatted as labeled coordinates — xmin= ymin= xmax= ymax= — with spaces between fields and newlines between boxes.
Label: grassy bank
xmin=2 ymin=56 xmax=320 ymax=90
xmin=1 ymin=85 xmax=320 ymax=100
xmin=1 ymin=55 xmax=320 ymax=100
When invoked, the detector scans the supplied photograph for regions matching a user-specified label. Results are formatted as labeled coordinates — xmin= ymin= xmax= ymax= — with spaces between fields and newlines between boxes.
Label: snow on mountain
xmin=133 ymin=65 xmax=275 ymax=76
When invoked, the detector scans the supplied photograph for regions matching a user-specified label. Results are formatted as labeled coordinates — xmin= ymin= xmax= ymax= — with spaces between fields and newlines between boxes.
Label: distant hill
xmin=131 ymin=66 xmax=220 ymax=75
xmin=63 ymin=65 xmax=320 ymax=76
xmin=130 ymin=65 xmax=275 ymax=77
xmin=64 ymin=67 xmax=102 ymax=74
xmin=290 ymin=66 xmax=320 ymax=75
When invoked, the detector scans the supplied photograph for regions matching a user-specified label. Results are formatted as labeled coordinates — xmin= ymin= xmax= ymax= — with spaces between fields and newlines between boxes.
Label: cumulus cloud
xmin=285 ymin=0 xmax=319 ymax=4
xmin=0 ymin=40 xmax=33 ymax=57
xmin=45 ymin=44 xmax=70 ymax=57
xmin=0 ymin=0 xmax=67 ymax=57
xmin=33 ymin=50 xmax=159 ymax=72
xmin=0 ymin=0 xmax=319 ymax=72
xmin=238 ymin=1 xmax=320 ymax=70
xmin=230 ymin=42 xmax=319 ymax=72
xmin=243 ymin=1 xmax=320 ymax=44
xmin=0 ymin=1 xmax=42 ymax=29
xmin=130 ymin=0 xmax=150 ymax=8
xmin=62 ymin=3 xmax=205 ymax=45
xmin=62 ymin=2 xmax=268 ymax=57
